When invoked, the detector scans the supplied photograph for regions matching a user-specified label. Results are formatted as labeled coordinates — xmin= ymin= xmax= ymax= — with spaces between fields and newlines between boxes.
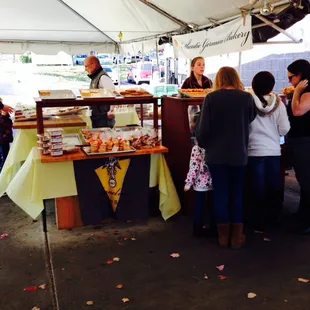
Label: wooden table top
xmin=40 ymin=145 xmax=168 ymax=163
xmin=13 ymin=116 xmax=87 ymax=129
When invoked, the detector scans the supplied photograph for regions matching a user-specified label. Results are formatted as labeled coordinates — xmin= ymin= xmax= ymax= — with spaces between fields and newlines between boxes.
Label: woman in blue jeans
xmin=196 ymin=67 xmax=256 ymax=248
xmin=248 ymin=72 xmax=290 ymax=231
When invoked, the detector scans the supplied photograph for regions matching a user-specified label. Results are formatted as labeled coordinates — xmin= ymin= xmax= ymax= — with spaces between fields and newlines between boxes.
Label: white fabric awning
xmin=0 ymin=0 xmax=306 ymax=54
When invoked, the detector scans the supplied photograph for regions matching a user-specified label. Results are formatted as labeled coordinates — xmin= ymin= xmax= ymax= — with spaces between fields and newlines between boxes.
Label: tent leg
xmin=238 ymin=52 xmax=242 ymax=79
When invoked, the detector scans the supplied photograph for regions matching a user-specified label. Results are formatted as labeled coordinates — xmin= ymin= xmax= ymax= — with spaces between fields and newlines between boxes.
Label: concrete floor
xmin=1 ymin=173 xmax=310 ymax=310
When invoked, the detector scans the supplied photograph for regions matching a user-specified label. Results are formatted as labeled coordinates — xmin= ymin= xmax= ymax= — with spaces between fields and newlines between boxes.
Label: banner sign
xmin=172 ymin=15 xmax=252 ymax=58
xmin=74 ymin=156 xmax=150 ymax=225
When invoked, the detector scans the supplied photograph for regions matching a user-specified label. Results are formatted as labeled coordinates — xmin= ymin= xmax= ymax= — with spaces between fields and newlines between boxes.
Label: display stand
xmin=35 ymin=96 xmax=165 ymax=229
xmin=161 ymin=96 xmax=203 ymax=214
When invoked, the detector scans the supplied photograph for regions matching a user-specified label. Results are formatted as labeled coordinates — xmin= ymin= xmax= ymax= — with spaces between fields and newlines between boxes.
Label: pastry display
xmin=179 ymin=88 xmax=213 ymax=97
xmin=38 ymin=90 xmax=51 ymax=96
xmin=81 ymin=127 xmax=160 ymax=154
xmin=87 ymin=136 xmax=132 ymax=154
xmin=130 ymin=133 xmax=161 ymax=150
xmin=119 ymin=89 xmax=152 ymax=97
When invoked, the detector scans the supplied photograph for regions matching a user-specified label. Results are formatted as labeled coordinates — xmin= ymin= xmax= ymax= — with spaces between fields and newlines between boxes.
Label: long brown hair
xmin=213 ymin=66 xmax=243 ymax=91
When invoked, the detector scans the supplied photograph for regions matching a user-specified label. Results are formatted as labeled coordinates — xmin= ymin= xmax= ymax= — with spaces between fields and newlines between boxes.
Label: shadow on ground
xmin=1 ymin=173 xmax=310 ymax=310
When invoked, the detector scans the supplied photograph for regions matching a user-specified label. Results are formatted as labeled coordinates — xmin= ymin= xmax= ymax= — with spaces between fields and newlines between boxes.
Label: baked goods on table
xmin=179 ymin=88 xmax=213 ymax=97
xmin=81 ymin=128 xmax=161 ymax=154
xmin=119 ymin=89 xmax=152 ymax=97
xmin=38 ymin=90 xmax=51 ymax=96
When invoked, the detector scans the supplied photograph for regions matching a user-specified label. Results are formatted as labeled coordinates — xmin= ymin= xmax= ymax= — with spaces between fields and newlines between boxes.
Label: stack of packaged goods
xmin=37 ymin=133 xmax=50 ymax=155
xmin=47 ymin=128 xmax=64 ymax=156
xmin=37 ymin=128 xmax=64 ymax=156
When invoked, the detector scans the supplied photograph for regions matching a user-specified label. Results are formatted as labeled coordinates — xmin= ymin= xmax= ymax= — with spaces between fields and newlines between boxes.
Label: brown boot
xmin=231 ymin=223 xmax=246 ymax=249
xmin=217 ymin=224 xmax=230 ymax=247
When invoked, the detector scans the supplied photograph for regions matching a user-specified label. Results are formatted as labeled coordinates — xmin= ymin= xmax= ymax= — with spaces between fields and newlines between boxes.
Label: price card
xmin=112 ymin=146 xmax=119 ymax=152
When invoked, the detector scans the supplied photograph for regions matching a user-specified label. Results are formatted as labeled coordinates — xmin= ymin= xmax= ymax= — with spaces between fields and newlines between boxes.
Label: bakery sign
xmin=172 ymin=15 xmax=252 ymax=58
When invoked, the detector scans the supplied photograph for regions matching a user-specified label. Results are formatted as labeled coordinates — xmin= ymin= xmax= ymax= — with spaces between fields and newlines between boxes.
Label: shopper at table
xmin=84 ymin=55 xmax=115 ymax=128
xmin=184 ymin=113 xmax=213 ymax=237
xmin=248 ymin=71 xmax=290 ymax=231
xmin=195 ymin=66 xmax=256 ymax=248
xmin=286 ymin=59 xmax=310 ymax=233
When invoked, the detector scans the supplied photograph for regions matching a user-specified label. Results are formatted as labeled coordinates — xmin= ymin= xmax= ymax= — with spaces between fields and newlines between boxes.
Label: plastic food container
xmin=51 ymin=149 xmax=63 ymax=156
xmin=46 ymin=128 xmax=63 ymax=136
xmin=37 ymin=134 xmax=50 ymax=142
xmin=50 ymin=136 xmax=63 ymax=143
xmin=49 ymin=143 xmax=63 ymax=150
xmin=37 ymin=141 xmax=50 ymax=149
xmin=38 ymin=147 xmax=50 ymax=155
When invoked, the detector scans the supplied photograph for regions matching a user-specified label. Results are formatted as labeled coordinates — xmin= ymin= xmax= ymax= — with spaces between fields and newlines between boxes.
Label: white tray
xmin=82 ymin=146 xmax=136 ymax=156
xmin=79 ymin=89 xmax=116 ymax=98
xmin=63 ymin=133 xmax=82 ymax=146
xmin=39 ymin=89 xmax=76 ymax=100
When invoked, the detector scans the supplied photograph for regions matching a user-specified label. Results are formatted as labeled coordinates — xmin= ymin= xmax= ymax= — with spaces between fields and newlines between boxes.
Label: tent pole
xmin=155 ymin=40 xmax=160 ymax=82
xmin=238 ymin=52 xmax=242 ymax=79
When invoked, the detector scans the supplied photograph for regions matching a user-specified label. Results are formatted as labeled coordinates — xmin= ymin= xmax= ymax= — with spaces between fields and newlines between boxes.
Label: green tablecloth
xmin=7 ymin=148 xmax=181 ymax=221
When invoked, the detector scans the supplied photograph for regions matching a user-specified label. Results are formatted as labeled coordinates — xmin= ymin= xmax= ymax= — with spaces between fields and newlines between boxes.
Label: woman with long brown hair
xmin=196 ymin=67 xmax=256 ymax=248
xmin=182 ymin=57 xmax=212 ymax=89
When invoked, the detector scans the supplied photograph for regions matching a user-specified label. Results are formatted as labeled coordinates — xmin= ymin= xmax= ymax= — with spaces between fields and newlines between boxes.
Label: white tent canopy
xmin=0 ymin=0 xmax=305 ymax=54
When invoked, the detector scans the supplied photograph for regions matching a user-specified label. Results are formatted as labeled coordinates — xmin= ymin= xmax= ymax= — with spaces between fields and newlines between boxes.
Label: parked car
xmin=127 ymin=62 xmax=158 ymax=84
xmin=98 ymin=54 xmax=112 ymax=65
xmin=72 ymin=54 xmax=87 ymax=65
xmin=103 ymin=67 xmax=118 ymax=85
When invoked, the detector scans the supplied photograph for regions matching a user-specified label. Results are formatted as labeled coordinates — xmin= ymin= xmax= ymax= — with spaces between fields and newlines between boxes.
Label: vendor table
xmin=6 ymin=146 xmax=180 ymax=229
xmin=5 ymin=95 xmax=180 ymax=230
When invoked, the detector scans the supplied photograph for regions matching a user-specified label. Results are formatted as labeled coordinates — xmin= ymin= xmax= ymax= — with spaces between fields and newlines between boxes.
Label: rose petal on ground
xmin=170 ymin=253 xmax=180 ymax=258
xmin=218 ymin=275 xmax=227 ymax=280
xmin=216 ymin=265 xmax=225 ymax=271
xmin=204 ymin=274 xmax=209 ymax=279
xmin=122 ymin=297 xmax=130 ymax=303
xmin=99 ymin=236 xmax=105 ymax=240
xmin=131 ymin=238 xmax=137 ymax=241
xmin=263 ymin=237 xmax=271 ymax=242
xmin=123 ymin=237 xmax=128 ymax=241
xmin=116 ymin=284 xmax=123 ymax=289
xmin=0 ymin=233 xmax=8 ymax=240
xmin=113 ymin=257 xmax=120 ymax=262
xmin=23 ymin=285 xmax=37 ymax=292
xmin=118 ymin=242 xmax=125 ymax=246
xmin=86 ymin=300 xmax=94 ymax=305
xmin=247 ymin=292 xmax=257 ymax=299
xmin=298 ymin=277 xmax=309 ymax=283
xmin=31 ymin=307 xmax=40 ymax=310
xmin=284 ymin=300 xmax=288 ymax=303
xmin=107 ymin=260 xmax=114 ymax=264
xmin=38 ymin=284 xmax=46 ymax=290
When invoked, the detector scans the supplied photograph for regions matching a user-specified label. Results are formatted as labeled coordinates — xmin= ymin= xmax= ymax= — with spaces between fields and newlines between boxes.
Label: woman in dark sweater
xmin=196 ymin=66 xmax=256 ymax=248
xmin=286 ymin=59 xmax=310 ymax=234
xmin=181 ymin=57 xmax=212 ymax=89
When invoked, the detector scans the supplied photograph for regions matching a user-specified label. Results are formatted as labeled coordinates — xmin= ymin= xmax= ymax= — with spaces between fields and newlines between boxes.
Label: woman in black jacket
xmin=196 ymin=66 xmax=256 ymax=248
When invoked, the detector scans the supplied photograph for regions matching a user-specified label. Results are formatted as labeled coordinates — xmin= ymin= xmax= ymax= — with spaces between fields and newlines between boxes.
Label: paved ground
xmin=1 ymin=173 xmax=310 ymax=310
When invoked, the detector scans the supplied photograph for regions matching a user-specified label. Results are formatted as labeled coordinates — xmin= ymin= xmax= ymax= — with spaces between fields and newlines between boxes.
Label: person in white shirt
xmin=248 ymin=71 xmax=290 ymax=231
xmin=84 ymin=55 xmax=115 ymax=128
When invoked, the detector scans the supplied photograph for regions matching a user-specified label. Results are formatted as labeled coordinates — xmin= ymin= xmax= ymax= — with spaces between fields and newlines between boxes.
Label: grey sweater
xmin=196 ymin=89 xmax=256 ymax=166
